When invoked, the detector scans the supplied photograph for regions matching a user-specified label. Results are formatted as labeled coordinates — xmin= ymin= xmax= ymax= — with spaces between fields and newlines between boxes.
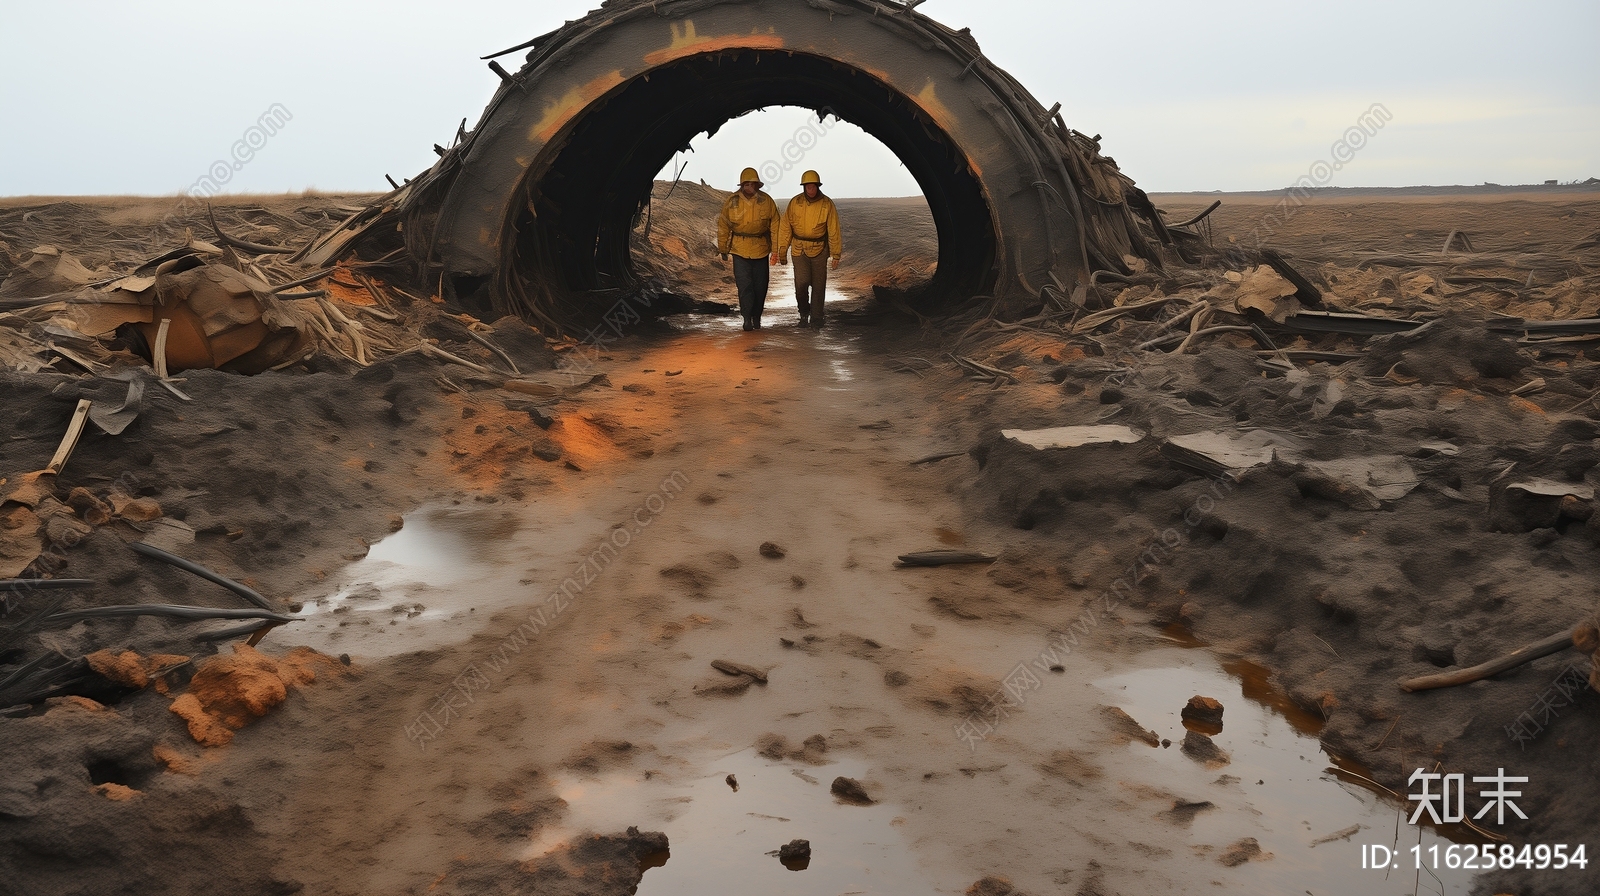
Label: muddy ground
xmin=2 ymin=186 xmax=1599 ymax=896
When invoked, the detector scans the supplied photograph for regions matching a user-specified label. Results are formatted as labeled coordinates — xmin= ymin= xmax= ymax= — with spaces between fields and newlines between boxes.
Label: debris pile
xmin=895 ymin=192 xmax=1600 ymax=879
xmin=0 ymin=200 xmax=558 ymax=383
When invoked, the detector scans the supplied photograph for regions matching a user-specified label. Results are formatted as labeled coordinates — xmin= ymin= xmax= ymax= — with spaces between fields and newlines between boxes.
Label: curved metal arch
xmin=309 ymin=0 xmax=1168 ymax=330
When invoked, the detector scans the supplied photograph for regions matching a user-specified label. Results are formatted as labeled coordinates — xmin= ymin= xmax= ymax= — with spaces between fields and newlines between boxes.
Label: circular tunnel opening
xmin=505 ymin=49 xmax=996 ymax=326
xmin=636 ymin=106 xmax=938 ymax=311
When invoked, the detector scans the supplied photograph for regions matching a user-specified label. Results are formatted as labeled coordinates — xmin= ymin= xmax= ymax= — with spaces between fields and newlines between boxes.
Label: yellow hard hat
xmin=739 ymin=167 xmax=762 ymax=186
xmin=800 ymin=170 xmax=821 ymax=186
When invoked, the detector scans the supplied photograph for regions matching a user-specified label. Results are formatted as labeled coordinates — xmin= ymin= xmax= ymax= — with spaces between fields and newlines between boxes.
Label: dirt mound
xmin=1357 ymin=314 xmax=1530 ymax=383
xmin=632 ymin=180 xmax=731 ymax=297
xmin=169 ymin=644 xmax=345 ymax=747
xmin=85 ymin=650 xmax=189 ymax=692
xmin=0 ymin=692 xmax=293 ymax=896
xmin=974 ymin=433 xmax=1183 ymax=533
xmin=0 ymin=246 xmax=94 ymax=299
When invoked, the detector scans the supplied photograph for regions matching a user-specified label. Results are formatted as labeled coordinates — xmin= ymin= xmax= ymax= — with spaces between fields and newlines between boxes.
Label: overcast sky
xmin=1 ymin=0 xmax=1595 ymax=198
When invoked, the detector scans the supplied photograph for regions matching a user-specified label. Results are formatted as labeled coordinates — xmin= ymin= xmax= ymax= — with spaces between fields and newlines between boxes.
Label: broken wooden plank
xmin=153 ymin=318 xmax=171 ymax=379
xmin=420 ymin=341 xmax=502 ymax=377
xmin=1168 ymin=199 xmax=1222 ymax=229
xmin=1260 ymin=248 xmax=1323 ymax=308
xmin=207 ymin=205 xmax=294 ymax=255
xmin=896 ymin=549 xmax=998 ymax=567
xmin=501 ymin=379 xmax=563 ymax=399
xmin=1274 ymin=311 xmax=1423 ymax=337
xmin=1001 ymin=425 xmax=1144 ymax=449
xmin=711 ymin=659 xmax=768 ymax=683
xmin=45 ymin=399 xmax=92 ymax=475
xmin=910 ymin=451 xmax=965 ymax=465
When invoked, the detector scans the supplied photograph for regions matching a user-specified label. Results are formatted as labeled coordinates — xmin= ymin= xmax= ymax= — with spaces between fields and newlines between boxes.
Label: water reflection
xmin=526 ymin=749 xmax=944 ymax=895
xmin=1094 ymin=655 xmax=1477 ymax=895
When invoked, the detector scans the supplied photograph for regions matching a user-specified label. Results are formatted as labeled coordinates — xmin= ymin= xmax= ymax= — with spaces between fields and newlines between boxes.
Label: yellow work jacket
xmin=778 ymin=193 xmax=841 ymax=260
xmin=717 ymin=191 xmax=782 ymax=259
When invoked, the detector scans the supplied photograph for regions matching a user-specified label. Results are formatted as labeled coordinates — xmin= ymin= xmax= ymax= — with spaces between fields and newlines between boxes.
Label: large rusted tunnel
xmin=309 ymin=0 xmax=1176 ymax=332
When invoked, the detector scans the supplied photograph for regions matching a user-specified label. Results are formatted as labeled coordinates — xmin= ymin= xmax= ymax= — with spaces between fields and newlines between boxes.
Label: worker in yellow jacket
xmin=776 ymin=170 xmax=841 ymax=329
xmin=716 ymin=167 xmax=782 ymax=331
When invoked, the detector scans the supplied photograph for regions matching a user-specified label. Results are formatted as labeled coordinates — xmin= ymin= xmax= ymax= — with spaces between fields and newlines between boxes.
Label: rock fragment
xmin=830 ymin=776 xmax=874 ymax=805
xmin=1100 ymin=705 xmax=1159 ymax=747
xmin=772 ymin=837 xmax=811 ymax=870
xmin=1219 ymin=837 xmax=1269 ymax=867
xmin=1160 ymin=798 xmax=1216 ymax=826
xmin=1180 ymin=695 xmax=1224 ymax=729
xmin=1181 ymin=731 xmax=1231 ymax=767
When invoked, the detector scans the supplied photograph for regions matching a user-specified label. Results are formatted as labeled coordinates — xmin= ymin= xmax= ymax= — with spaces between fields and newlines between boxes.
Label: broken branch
xmin=42 ymin=604 xmax=295 ymax=626
xmin=207 ymin=206 xmax=294 ymax=255
xmin=1398 ymin=630 xmax=1575 ymax=692
xmin=129 ymin=542 xmax=277 ymax=611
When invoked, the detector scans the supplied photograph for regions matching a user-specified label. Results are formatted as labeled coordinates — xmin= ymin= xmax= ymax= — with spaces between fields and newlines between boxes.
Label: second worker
xmin=776 ymin=169 xmax=842 ymax=330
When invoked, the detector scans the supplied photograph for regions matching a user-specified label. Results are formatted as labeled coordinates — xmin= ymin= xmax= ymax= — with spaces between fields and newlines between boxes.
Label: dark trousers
xmin=733 ymin=255 xmax=769 ymax=324
xmin=792 ymin=252 xmax=828 ymax=325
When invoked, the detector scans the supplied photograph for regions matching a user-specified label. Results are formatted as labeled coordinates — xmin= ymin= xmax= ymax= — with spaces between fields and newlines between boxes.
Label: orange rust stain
xmin=985 ymin=332 xmax=1085 ymax=366
xmin=551 ymin=413 xmax=626 ymax=469
xmin=437 ymin=393 xmax=633 ymax=484
xmin=1509 ymin=396 xmax=1547 ymax=416
xmin=911 ymin=81 xmax=980 ymax=177
xmin=643 ymin=20 xmax=784 ymax=65
xmin=152 ymin=743 xmax=203 ymax=776
xmin=320 ymin=263 xmax=378 ymax=306
xmin=96 ymin=783 xmax=139 ymax=801
xmin=440 ymin=396 xmax=548 ymax=486
xmin=856 ymin=62 xmax=895 ymax=83
xmin=528 ymin=71 xmax=627 ymax=145
xmin=914 ymin=81 xmax=955 ymax=130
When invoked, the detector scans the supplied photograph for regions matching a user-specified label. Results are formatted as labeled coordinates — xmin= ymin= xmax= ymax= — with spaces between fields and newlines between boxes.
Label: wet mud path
xmin=257 ymin=285 xmax=1474 ymax=895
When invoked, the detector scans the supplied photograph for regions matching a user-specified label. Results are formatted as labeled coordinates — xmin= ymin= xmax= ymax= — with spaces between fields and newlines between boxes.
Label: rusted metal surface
xmin=314 ymin=0 xmax=1173 ymax=331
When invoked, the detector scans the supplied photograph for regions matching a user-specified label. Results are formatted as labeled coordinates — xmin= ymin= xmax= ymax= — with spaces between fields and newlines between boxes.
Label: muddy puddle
xmin=527 ymin=747 xmax=952 ymax=894
xmin=287 ymin=500 xmax=613 ymax=658
xmin=523 ymin=643 xmax=1481 ymax=895
xmin=287 ymin=285 xmax=875 ymax=660
xmin=1086 ymin=647 xmax=1477 ymax=895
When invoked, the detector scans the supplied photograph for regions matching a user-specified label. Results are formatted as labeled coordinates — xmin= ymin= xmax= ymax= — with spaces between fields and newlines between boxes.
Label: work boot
xmin=754 ymin=317 xmax=763 ymax=329
xmin=742 ymin=318 xmax=753 ymax=332
xmin=798 ymin=314 xmax=809 ymax=328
